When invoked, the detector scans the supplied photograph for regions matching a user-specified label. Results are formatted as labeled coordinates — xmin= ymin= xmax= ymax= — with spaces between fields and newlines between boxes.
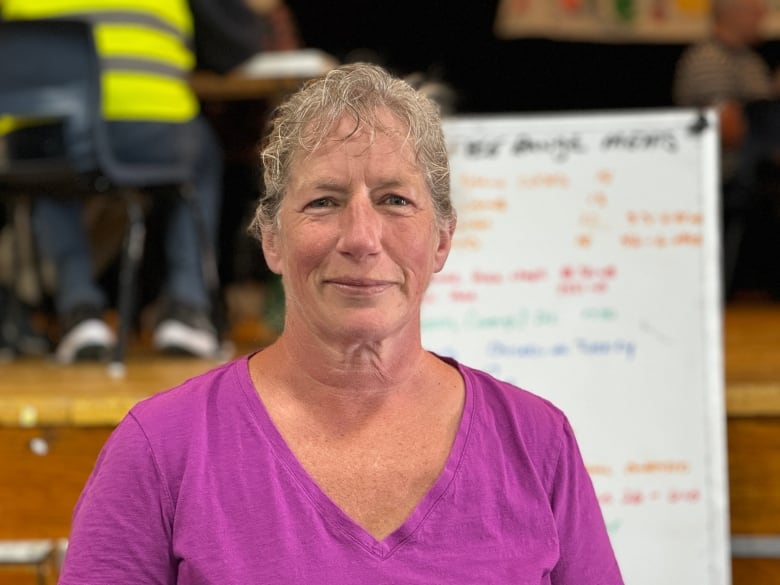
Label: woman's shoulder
xmin=128 ymin=354 xmax=254 ymax=435
xmin=453 ymin=358 xmax=569 ymax=439
xmin=449 ymin=358 xmax=580 ymax=492
xmin=456 ymin=358 xmax=562 ymax=407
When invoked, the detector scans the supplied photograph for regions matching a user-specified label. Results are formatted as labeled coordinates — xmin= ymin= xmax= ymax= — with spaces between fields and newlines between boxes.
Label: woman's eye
xmin=306 ymin=197 xmax=334 ymax=209
xmin=384 ymin=194 xmax=409 ymax=206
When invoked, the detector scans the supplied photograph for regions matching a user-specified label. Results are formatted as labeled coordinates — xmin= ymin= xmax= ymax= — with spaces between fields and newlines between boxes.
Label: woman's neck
xmin=252 ymin=327 xmax=433 ymax=419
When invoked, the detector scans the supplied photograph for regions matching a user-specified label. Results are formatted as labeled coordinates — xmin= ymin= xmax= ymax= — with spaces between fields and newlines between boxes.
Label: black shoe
xmin=0 ymin=288 xmax=50 ymax=358
xmin=153 ymin=301 xmax=218 ymax=358
xmin=0 ymin=321 xmax=16 ymax=363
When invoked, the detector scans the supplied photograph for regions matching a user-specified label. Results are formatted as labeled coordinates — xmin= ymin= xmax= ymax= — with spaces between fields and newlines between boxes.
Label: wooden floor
xmin=724 ymin=300 xmax=780 ymax=414
xmin=724 ymin=300 xmax=780 ymax=583
xmin=0 ymin=301 xmax=778 ymax=584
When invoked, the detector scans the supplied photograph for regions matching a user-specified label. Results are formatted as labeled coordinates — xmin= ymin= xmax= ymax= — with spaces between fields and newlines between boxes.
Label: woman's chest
xmin=291 ymin=431 xmax=452 ymax=538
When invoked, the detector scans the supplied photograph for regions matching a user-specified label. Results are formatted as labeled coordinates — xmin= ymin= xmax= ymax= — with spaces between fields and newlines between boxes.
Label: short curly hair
xmin=249 ymin=62 xmax=454 ymax=239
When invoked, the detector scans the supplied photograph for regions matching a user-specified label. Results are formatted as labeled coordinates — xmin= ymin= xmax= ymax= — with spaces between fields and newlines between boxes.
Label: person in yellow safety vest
xmin=4 ymin=0 xmax=199 ymax=122
xmin=0 ymin=0 xmax=295 ymax=362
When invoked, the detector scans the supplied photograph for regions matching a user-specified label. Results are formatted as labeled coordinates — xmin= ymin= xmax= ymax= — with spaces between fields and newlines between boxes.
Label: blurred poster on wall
xmin=495 ymin=0 xmax=780 ymax=43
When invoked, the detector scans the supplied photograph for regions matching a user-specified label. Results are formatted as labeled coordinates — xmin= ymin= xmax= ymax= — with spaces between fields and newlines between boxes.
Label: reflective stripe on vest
xmin=1 ymin=0 xmax=197 ymax=122
xmin=1 ymin=0 xmax=192 ymax=36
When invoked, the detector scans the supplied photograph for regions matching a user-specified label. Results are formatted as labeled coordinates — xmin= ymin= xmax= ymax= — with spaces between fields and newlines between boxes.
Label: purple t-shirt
xmin=59 ymin=354 xmax=623 ymax=584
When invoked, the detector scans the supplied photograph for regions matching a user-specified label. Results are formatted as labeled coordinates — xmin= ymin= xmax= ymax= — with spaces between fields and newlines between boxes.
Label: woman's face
xmin=262 ymin=110 xmax=454 ymax=345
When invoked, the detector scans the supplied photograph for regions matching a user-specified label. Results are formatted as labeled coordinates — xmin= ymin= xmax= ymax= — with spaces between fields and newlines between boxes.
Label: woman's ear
xmin=433 ymin=215 xmax=456 ymax=273
xmin=261 ymin=229 xmax=283 ymax=275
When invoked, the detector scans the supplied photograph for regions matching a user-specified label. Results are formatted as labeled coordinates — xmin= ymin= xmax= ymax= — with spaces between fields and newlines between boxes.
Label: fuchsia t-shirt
xmin=59 ymin=354 xmax=623 ymax=584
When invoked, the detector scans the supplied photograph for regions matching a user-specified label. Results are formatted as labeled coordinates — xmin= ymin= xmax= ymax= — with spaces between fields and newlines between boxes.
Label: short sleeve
xmin=549 ymin=418 xmax=624 ymax=585
xmin=673 ymin=45 xmax=732 ymax=106
xmin=673 ymin=43 xmax=773 ymax=106
xmin=58 ymin=414 xmax=177 ymax=585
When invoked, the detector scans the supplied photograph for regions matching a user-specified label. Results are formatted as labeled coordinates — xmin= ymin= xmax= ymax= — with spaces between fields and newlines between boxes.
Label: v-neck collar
xmin=239 ymin=354 xmax=475 ymax=559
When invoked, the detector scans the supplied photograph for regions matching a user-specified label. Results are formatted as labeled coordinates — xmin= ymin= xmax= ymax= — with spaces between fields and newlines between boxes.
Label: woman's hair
xmin=249 ymin=62 xmax=454 ymax=239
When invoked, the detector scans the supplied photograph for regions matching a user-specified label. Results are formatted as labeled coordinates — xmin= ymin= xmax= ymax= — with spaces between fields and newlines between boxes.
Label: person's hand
xmin=243 ymin=0 xmax=279 ymax=15
xmin=717 ymin=100 xmax=748 ymax=150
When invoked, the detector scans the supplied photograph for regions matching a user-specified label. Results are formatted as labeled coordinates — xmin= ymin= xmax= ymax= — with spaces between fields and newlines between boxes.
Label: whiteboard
xmin=422 ymin=110 xmax=729 ymax=584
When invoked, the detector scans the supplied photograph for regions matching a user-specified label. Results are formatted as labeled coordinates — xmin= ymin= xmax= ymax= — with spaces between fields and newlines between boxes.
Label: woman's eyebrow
xmin=303 ymin=178 xmax=348 ymax=192
xmin=372 ymin=179 xmax=405 ymax=190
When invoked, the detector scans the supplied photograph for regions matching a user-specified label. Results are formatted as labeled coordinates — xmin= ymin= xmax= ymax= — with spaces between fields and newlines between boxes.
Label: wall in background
xmin=287 ymin=0 xmax=780 ymax=114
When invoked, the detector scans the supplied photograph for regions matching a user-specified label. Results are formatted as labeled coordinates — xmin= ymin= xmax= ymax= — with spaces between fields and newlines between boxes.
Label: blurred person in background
xmin=0 ymin=0 xmax=299 ymax=362
xmin=673 ymin=0 xmax=780 ymax=299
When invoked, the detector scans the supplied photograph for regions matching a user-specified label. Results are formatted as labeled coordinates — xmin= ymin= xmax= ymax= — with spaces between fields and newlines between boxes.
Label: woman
xmin=58 ymin=63 xmax=623 ymax=584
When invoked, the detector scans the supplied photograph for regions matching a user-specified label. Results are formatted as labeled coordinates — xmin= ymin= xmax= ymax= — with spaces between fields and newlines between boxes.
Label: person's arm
xmin=672 ymin=44 xmax=749 ymax=151
xmin=188 ymin=0 xmax=300 ymax=74
xmin=261 ymin=1 xmax=301 ymax=51
xmin=716 ymin=99 xmax=748 ymax=150
xmin=58 ymin=415 xmax=176 ymax=585
xmin=549 ymin=418 xmax=624 ymax=584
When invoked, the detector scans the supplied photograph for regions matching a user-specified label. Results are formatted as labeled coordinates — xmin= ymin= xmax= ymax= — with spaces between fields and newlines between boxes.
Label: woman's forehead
xmin=300 ymin=108 xmax=407 ymax=147
xmin=293 ymin=113 xmax=416 ymax=167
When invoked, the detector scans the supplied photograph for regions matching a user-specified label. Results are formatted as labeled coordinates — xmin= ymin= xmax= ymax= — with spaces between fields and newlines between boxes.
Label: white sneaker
xmin=56 ymin=317 xmax=115 ymax=364
xmin=153 ymin=302 xmax=218 ymax=358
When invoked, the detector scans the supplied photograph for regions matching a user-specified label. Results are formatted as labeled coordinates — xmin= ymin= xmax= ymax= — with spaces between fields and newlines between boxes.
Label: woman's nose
xmin=337 ymin=197 xmax=382 ymax=259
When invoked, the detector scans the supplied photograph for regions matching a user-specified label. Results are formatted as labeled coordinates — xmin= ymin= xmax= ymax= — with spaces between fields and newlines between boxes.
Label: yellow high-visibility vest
xmin=1 ymin=0 xmax=199 ymax=123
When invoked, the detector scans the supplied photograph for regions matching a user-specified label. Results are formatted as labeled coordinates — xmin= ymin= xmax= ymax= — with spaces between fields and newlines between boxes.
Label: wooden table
xmin=0 ymin=303 xmax=778 ymax=584
xmin=190 ymin=71 xmax=311 ymax=103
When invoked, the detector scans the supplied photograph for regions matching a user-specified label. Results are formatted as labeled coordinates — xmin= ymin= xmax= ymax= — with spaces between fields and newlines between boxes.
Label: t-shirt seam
xmin=127 ymin=410 xmax=176 ymax=532
xmin=385 ymin=364 xmax=477 ymax=556
xmin=548 ymin=418 xmax=566 ymax=501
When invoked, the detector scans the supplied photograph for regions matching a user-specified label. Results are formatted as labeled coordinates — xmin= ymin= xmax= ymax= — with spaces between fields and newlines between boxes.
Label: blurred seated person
xmin=0 ymin=170 xmax=50 ymax=359
xmin=673 ymin=0 xmax=780 ymax=298
xmin=58 ymin=62 xmax=624 ymax=584
xmin=0 ymin=0 xmax=295 ymax=362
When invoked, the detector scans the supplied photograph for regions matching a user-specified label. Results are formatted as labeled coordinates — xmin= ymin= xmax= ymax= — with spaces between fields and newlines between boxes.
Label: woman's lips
xmin=325 ymin=278 xmax=395 ymax=295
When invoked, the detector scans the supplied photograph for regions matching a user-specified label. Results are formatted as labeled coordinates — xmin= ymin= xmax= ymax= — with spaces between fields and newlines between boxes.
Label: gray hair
xmin=249 ymin=62 xmax=454 ymax=239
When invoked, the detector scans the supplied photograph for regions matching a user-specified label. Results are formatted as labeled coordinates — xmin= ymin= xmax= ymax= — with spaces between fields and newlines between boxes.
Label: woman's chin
xmin=324 ymin=315 xmax=411 ymax=345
